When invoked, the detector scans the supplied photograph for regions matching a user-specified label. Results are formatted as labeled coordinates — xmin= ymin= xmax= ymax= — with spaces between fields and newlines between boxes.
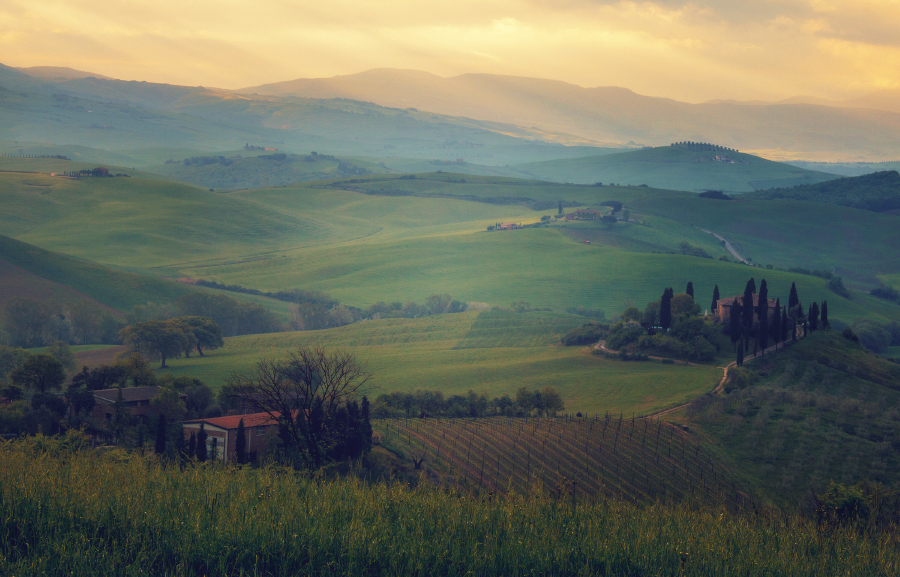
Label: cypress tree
xmin=747 ymin=278 xmax=756 ymax=294
xmin=770 ymin=298 xmax=781 ymax=348
xmin=781 ymin=307 xmax=789 ymax=344
xmin=188 ymin=431 xmax=196 ymax=458
xmin=728 ymin=298 xmax=742 ymax=346
xmin=757 ymin=280 xmax=769 ymax=352
xmin=235 ymin=418 xmax=247 ymax=464
xmin=660 ymin=288 xmax=673 ymax=331
xmin=742 ymin=281 xmax=755 ymax=332
xmin=789 ymin=282 xmax=799 ymax=311
xmin=821 ymin=301 xmax=829 ymax=329
xmin=155 ymin=414 xmax=167 ymax=455
xmin=809 ymin=302 xmax=820 ymax=332
xmin=736 ymin=336 xmax=744 ymax=366
xmin=711 ymin=285 xmax=720 ymax=316
xmin=196 ymin=423 xmax=208 ymax=462
xmin=686 ymin=282 xmax=694 ymax=299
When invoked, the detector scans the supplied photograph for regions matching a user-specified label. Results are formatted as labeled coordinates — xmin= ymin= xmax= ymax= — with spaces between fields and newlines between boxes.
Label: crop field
xmin=157 ymin=311 xmax=722 ymax=416
xmin=377 ymin=416 xmax=747 ymax=505
xmin=4 ymin=437 xmax=898 ymax=577
xmin=513 ymin=146 xmax=836 ymax=192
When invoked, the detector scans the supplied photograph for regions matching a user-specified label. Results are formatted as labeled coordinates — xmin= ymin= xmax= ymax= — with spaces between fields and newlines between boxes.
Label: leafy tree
xmin=119 ymin=320 xmax=195 ymax=368
xmin=235 ymin=418 xmax=247 ymax=464
xmin=821 ymin=301 xmax=829 ymax=329
xmin=151 ymin=385 xmax=187 ymax=422
xmin=711 ymin=285 xmax=720 ymax=314
xmin=196 ymin=423 xmax=208 ymax=462
xmin=45 ymin=341 xmax=77 ymax=372
xmin=155 ymin=414 xmax=167 ymax=455
xmin=64 ymin=382 xmax=95 ymax=422
xmin=3 ymin=298 xmax=49 ymax=348
xmin=670 ymin=294 xmax=699 ymax=317
xmin=10 ymin=353 xmax=65 ymax=393
xmin=0 ymin=346 xmax=29 ymax=381
xmin=659 ymin=288 xmax=673 ymax=331
xmin=425 ymin=294 xmax=452 ymax=316
xmin=224 ymin=344 xmax=371 ymax=468
xmin=179 ymin=317 xmax=224 ymax=357
xmin=641 ymin=302 xmax=659 ymax=328
xmin=621 ymin=306 xmax=641 ymax=322
xmin=686 ymin=282 xmax=694 ymax=299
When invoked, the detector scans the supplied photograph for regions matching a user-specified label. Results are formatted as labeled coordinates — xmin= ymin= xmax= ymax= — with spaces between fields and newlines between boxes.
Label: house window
xmin=256 ymin=426 xmax=266 ymax=436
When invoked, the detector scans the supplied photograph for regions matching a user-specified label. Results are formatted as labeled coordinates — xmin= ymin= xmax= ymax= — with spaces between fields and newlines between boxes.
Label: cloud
xmin=0 ymin=0 xmax=898 ymax=100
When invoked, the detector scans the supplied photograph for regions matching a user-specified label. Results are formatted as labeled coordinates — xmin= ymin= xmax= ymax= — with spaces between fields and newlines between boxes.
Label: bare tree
xmin=223 ymin=344 xmax=371 ymax=467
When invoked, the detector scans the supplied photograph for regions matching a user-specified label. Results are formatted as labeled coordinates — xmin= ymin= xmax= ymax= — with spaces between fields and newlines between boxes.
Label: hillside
xmin=691 ymin=331 xmax=900 ymax=507
xmin=147 ymin=151 xmax=387 ymax=191
xmin=239 ymin=68 xmax=900 ymax=160
xmin=513 ymin=145 xmax=837 ymax=192
xmin=743 ymin=170 xmax=900 ymax=213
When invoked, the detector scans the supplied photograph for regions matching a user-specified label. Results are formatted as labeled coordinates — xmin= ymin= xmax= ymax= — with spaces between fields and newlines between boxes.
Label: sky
xmin=2 ymin=0 xmax=899 ymax=103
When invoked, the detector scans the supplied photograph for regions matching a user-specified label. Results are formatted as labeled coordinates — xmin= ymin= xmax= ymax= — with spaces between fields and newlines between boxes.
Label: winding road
xmin=699 ymin=228 xmax=750 ymax=264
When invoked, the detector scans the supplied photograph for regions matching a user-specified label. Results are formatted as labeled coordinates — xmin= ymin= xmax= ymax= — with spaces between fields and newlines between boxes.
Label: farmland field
xmin=156 ymin=311 xmax=722 ymax=417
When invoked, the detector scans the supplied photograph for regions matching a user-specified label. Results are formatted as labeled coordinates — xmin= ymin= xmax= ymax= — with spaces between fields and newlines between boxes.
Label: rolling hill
xmin=742 ymin=170 xmax=900 ymax=212
xmin=240 ymin=68 xmax=900 ymax=160
xmin=513 ymin=145 xmax=837 ymax=192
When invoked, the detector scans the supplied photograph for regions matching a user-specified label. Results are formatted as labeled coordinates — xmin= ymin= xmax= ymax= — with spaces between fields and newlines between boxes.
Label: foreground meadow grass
xmin=2 ymin=435 xmax=898 ymax=576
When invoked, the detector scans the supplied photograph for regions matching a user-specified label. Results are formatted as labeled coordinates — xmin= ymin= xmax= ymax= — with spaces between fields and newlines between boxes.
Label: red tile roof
xmin=183 ymin=411 xmax=294 ymax=430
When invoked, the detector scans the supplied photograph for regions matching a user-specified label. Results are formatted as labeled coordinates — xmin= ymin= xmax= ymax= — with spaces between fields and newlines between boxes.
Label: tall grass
xmin=2 ymin=433 xmax=898 ymax=576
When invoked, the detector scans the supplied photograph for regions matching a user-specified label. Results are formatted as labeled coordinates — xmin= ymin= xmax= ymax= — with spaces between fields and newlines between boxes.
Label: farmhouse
xmin=91 ymin=386 xmax=184 ymax=424
xmin=498 ymin=222 xmax=519 ymax=230
xmin=565 ymin=209 xmax=603 ymax=221
xmin=715 ymin=294 xmax=779 ymax=324
xmin=182 ymin=412 xmax=283 ymax=462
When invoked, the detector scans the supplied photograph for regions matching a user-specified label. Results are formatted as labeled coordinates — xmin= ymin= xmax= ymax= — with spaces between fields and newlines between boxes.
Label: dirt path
xmin=593 ymin=337 xmax=798 ymax=419
xmin=698 ymin=228 xmax=749 ymax=264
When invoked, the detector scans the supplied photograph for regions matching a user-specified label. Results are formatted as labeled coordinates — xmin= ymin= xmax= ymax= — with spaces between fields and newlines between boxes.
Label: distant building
xmin=90 ymin=386 xmax=183 ymax=425
xmin=498 ymin=223 xmax=519 ymax=230
xmin=715 ymin=294 xmax=778 ymax=324
xmin=182 ymin=412 xmax=283 ymax=462
xmin=564 ymin=209 xmax=603 ymax=221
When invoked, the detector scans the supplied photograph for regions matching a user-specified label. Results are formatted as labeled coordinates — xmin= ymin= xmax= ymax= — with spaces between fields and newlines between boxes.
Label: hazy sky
xmin=2 ymin=0 xmax=899 ymax=102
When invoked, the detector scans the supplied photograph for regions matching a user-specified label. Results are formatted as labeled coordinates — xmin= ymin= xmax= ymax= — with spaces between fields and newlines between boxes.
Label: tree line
xmin=371 ymin=386 xmax=565 ymax=419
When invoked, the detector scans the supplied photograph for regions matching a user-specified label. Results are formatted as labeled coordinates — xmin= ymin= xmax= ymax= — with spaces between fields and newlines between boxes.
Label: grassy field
xmin=181 ymin=226 xmax=900 ymax=324
xmin=629 ymin=193 xmax=900 ymax=285
xmin=156 ymin=311 xmax=722 ymax=417
xmin=514 ymin=146 xmax=837 ymax=192
xmin=4 ymin=436 xmax=898 ymax=576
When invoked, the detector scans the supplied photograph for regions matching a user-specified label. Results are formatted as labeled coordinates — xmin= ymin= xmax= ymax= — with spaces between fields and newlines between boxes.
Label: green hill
xmin=0 ymin=234 xmax=193 ymax=312
xmin=743 ymin=170 xmax=900 ymax=212
xmin=691 ymin=330 xmax=900 ymax=508
xmin=513 ymin=145 xmax=837 ymax=192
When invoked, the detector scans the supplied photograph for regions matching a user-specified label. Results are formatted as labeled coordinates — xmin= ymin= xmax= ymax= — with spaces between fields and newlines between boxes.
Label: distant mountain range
xmin=239 ymin=69 xmax=900 ymax=161
xmin=3 ymin=63 xmax=900 ymax=164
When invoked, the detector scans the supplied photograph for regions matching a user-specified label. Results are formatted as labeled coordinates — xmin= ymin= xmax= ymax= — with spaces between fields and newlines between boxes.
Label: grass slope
xmin=692 ymin=331 xmax=900 ymax=507
xmin=514 ymin=146 xmax=837 ymax=192
xmin=629 ymin=193 xmax=900 ymax=284
xmin=158 ymin=311 xmax=721 ymax=417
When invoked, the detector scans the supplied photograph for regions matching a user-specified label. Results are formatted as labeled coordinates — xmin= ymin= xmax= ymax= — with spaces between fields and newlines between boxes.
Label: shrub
xmin=560 ymin=323 xmax=609 ymax=346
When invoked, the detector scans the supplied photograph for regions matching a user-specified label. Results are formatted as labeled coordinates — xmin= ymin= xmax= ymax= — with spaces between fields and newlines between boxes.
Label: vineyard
xmin=375 ymin=416 xmax=751 ymax=506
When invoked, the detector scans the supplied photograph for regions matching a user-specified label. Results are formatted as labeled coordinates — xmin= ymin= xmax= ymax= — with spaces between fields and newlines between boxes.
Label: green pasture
xmin=514 ymin=146 xmax=837 ymax=192
xmin=157 ymin=311 xmax=721 ymax=416
xmin=630 ymin=194 xmax=900 ymax=284
xmin=182 ymin=226 xmax=900 ymax=323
